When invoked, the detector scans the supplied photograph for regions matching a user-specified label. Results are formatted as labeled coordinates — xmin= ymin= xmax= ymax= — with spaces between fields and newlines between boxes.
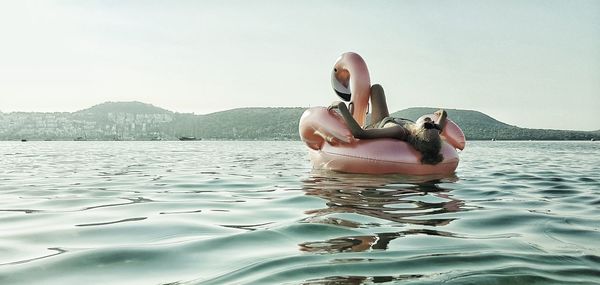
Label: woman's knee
xmin=370 ymin=84 xmax=386 ymax=103
xmin=371 ymin=84 xmax=384 ymax=95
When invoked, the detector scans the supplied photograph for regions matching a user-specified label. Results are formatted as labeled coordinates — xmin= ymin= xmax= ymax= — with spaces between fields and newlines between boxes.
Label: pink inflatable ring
xmin=299 ymin=52 xmax=466 ymax=175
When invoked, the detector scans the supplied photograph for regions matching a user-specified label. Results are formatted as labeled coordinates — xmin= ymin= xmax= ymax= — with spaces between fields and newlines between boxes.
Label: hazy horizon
xmin=2 ymin=100 xmax=598 ymax=133
xmin=1 ymin=1 xmax=599 ymax=131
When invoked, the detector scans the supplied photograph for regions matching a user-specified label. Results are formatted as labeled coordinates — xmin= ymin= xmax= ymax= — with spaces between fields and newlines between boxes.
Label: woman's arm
xmin=334 ymin=102 xmax=409 ymax=140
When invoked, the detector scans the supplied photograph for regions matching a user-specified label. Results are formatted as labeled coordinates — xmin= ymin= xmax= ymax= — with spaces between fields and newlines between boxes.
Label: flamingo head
xmin=331 ymin=64 xmax=351 ymax=102
xmin=330 ymin=52 xmax=371 ymax=126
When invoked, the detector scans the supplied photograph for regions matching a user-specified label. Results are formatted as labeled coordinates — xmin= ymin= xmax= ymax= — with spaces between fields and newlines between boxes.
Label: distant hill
xmin=173 ymin=107 xmax=306 ymax=140
xmin=77 ymin=101 xmax=173 ymax=115
xmin=72 ymin=103 xmax=306 ymax=140
xmin=391 ymin=107 xmax=519 ymax=140
xmin=1 ymin=102 xmax=597 ymax=141
xmin=392 ymin=107 xmax=512 ymax=128
xmin=175 ymin=106 xmax=594 ymax=141
xmin=391 ymin=107 xmax=594 ymax=140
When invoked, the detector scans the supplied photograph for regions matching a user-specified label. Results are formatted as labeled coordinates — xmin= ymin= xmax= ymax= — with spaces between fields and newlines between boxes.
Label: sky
xmin=0 ymin=0 xmax=599 ymax=131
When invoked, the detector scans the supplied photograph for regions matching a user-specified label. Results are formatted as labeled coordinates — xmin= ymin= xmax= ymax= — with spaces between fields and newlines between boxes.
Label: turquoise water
xmin=0 ymin=141 xmax=599 ymax=285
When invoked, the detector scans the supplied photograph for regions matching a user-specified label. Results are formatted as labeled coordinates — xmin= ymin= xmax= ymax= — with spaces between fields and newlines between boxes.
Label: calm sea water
xmin=0 ymin=141 xmax=599 ymax=285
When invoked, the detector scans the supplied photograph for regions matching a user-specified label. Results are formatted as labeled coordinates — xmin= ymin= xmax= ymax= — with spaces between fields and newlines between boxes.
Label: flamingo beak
xmin=331 ymin=69 xmax=351 ymax=102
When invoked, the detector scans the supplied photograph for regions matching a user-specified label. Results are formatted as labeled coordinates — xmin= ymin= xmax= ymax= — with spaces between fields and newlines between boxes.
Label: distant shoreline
xmin=3 ymin=139 xmax=597 ymax=142
xmin=1 ymin=102 xmax=597 ymax=141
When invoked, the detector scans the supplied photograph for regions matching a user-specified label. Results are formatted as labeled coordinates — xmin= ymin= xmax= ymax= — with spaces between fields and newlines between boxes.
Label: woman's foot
xmin=434 ymin=109 xmax=448 ymax=131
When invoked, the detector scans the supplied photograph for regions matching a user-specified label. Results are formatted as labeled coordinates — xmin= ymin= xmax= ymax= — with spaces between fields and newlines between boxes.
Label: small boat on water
xmin=178 ymin=136 xmax=201 ymax=141
xmin=21 ymin=139 xmax=27 ymax=142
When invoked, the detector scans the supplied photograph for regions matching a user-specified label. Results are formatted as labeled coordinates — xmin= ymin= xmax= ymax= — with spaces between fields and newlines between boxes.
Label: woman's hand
xmin=327 ymin=101 xmax=344 ymax=111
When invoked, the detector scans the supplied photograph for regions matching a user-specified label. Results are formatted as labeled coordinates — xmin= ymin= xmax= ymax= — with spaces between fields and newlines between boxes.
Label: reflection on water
xmin=300 ymin=171 xmax=463 ymax=253
xmin=1 ymin=141 xmax=599 ymax=285
xmin=303 ymin=274 xmax=426 ymax=285
xmin=0 ymin=248 xmax=67 ymax=267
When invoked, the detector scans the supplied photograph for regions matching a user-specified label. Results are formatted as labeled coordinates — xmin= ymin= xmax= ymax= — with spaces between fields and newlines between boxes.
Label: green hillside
xmin=1 ymin=102 xmax=597 ymax=141
xmin=177 ymin=106 xmax=595 ymax=141
xmin=77 ymin=101 xmax=173 ymax=115
xmin=391 ymin=107 xmax=594 ymax=140
xmin=391 ymin=107 xmax=513 ymax=140
xmin=177 ymin=107 xmax=306 ymax=140
xmin=391 ymin=107 xmax=512 ymax=128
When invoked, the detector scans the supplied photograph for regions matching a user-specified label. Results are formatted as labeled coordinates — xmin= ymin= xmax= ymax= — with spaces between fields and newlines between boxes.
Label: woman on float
xmin=328 ymin=83 xmax=448 ymax=165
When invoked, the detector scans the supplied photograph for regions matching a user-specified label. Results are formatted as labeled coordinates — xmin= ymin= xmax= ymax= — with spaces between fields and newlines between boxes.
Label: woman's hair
xmin=407 ymin=125 xmax=443 ymax=165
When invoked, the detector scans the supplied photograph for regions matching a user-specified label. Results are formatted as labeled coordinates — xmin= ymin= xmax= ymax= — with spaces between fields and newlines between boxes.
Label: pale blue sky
xmin=0 ymin=0 xmax=598 ymax=130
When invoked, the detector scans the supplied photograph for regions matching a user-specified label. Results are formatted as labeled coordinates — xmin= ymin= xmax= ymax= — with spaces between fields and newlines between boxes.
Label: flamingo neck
xmin=341 ymin=53 xmax=371 ymax=126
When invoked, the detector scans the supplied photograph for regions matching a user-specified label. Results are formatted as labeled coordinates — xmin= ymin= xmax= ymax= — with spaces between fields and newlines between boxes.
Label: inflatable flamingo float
xmin=299 ymin=52 xmax=466 ymax=175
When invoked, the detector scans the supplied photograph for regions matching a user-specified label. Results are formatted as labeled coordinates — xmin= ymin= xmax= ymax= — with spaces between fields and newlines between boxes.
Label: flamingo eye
xmin=334 ymin=68 xmax=337 ymax=72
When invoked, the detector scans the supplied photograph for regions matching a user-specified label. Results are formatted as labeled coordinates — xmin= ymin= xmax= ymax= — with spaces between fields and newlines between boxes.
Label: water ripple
xmin=0 ymin=141 xmax=598 ymax=285
xmin=76 ymin=217 xmax=148 ymax=227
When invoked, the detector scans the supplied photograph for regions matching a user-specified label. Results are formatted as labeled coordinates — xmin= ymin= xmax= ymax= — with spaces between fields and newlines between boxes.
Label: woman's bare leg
xmin=336 ymin=102 xmax=366 ymax=136
xmin=337 ymin=102 xmax=409 ymax=140
xmin=369 ymin=84 xmax=390 ymax=127
xmin=434 ymin=109 xmax=448 ymax=130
